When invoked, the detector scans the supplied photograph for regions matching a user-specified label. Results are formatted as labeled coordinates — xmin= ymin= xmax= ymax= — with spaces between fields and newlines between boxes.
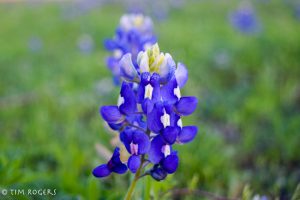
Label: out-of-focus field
xmin=0 ymin=1 xmax=300 ymax=199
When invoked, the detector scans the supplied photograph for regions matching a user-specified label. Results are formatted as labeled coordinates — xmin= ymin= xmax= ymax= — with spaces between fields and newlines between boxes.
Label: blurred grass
xmin=0 ymin=1 xmax=300 ymax=199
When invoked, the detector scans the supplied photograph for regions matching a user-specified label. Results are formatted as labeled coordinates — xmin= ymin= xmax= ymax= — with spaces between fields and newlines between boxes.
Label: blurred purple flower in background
xmin=148 ymin=1 xmax=169 ymax=21
xmin=214 ymin=50 xmax=231 ymax=69
xmin=75 ymin=0 xmax=103 ymax=13
xmin=295 ymin=4 xmax=300 ymax=20
xmin=229 ymin=5 xmax=261 ymax=34
xmin=123 ymin=0 xmax=185 ymax=21
xmin=61 ymin=0 xmax=104 ymax=19
xmin=94 ymin=77 xmax=114 ymax=95
xmin=61 ymin=0 xmax=186 ymax=21
xmin=77 ymin=34 xmax=94 ymax=54
xmin=28 ymin=36 xmax=43 ymax=53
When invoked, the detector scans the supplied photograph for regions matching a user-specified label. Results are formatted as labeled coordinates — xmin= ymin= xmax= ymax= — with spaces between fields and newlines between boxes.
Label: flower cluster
xmin=104 ymin=14 xmax=157 ymax=84
xmin=93 ymin=44 xmax=198 ymax=181
xmin=229 ymin=5 xmax=260 ymax=34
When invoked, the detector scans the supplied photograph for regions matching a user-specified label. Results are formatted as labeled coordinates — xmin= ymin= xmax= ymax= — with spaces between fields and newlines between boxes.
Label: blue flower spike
xmin=94 ymin=42 xmax=198 ymax=182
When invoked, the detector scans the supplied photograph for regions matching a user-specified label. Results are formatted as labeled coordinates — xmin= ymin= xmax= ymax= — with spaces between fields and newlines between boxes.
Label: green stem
xmin=144 ymin=175 xmax=151 ymax=200
xmin=124 ymin=155 xmax=145 ymax=200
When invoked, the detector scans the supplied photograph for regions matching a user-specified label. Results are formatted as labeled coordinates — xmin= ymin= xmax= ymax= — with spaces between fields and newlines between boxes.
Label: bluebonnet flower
xmin=120 ymin=129 xmax=150 ymax=173
xmin=229 ymin=5 xmax=260 ymax=34
xmin=93 ymin=147 xmax=127 ymax=178
xmin=104 ymin=14 xmax=157 ymax=84
xmin=93 ymin=43 xmax=198 ymax=181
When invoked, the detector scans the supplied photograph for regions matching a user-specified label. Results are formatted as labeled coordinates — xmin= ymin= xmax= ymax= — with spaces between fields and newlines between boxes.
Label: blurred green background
xmin=0 ymin=0 xmax=300 ymax=199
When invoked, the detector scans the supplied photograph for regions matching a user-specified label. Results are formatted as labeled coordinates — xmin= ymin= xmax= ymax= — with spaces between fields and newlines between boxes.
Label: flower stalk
xmin=124 ymin=155 xmax=145 ymax=200
xmin=92 ymin=14 xmax=199 ymax=199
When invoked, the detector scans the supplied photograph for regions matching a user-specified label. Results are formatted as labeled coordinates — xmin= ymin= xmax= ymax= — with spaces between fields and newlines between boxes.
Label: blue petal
xmin=162 ymin=126 xmax=180 ymax=144
xmin=147 ymin=102 xmax=164 ymax=133
xmin=163 ymin=104 xmax=181 ymax=129
xmin=92 ymin=164 xmax=111 ymax=178
xmin=175 ymin=62 xmax=188 ymax=88
xmin=163 ymin=104 xmax=177 ymax=127
xmin=148 ymin=135 xmax=165 ymax=164
xmin=177 ymin=126 xmax=198 ymax=143
xmin=170 ymin=113 xmax=181 ymax=128
xmin=111 ymin=163 xmax=128 ymax=174
xmin=108 ymin=122 xmax=123 ymax=131
xmin=175 ymin=97 xmax=198 ymax=116
xmin=161 ymin=152 xmax=179 ymax=174
xmin=128 ymin=155 xmax=141 ymax=173
xmin=110 ymin=147 xmax=122 ymax=164
xmin=110 ymin=147 xmax=128 ymax=174
xmin=159 ymin=53 xmax=176 ymax=84
xmin=137 ymin=72 xmax=151 ymax=103
xmin=115 ymin=27 xmax=124 ymax=39
xmin=150 ymin=165 xmax=167 ymax=181
xmin=140 ymin=73 xmax=160 ymax=114
xmin=119 ymin=82 xmax=137 ymax=115
xmin=112 ymin=75 xmax=121 ymax=85
xmin=142 ymin=99 xmax=154 ymax=114
xmin=127 ymin=30 xmax=140 ymax=43
xmin=150 ymin=73 xmax=161 ymax=102
xmin=126 ymin=114 xmax=147 ymax=130
xmin=119 ymin=53 xmax=139 ymax=82
xmin=106 ymin=57 xmax=119 ymax=72
xmin=142 ymin=36 xmax=157 ymax=46
xmin=161 ymin=78 xmax=179 ymax=104
xmin=104 ymin=39 xmax=118 ymax=51
xmin=132 ymin=131 xmax=150 ymax=155
xmin=141 ymin=72 xmax=151 ymax=84
xmin=93 ymin=148 xmax=128 ymax=178
xmin=100 ymin=106 xmax=124 ymax=124
xmin=137 ymin=86 xmax=145 ymax=104
xmin=120 ymin=129 xmax=133 ymax=154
